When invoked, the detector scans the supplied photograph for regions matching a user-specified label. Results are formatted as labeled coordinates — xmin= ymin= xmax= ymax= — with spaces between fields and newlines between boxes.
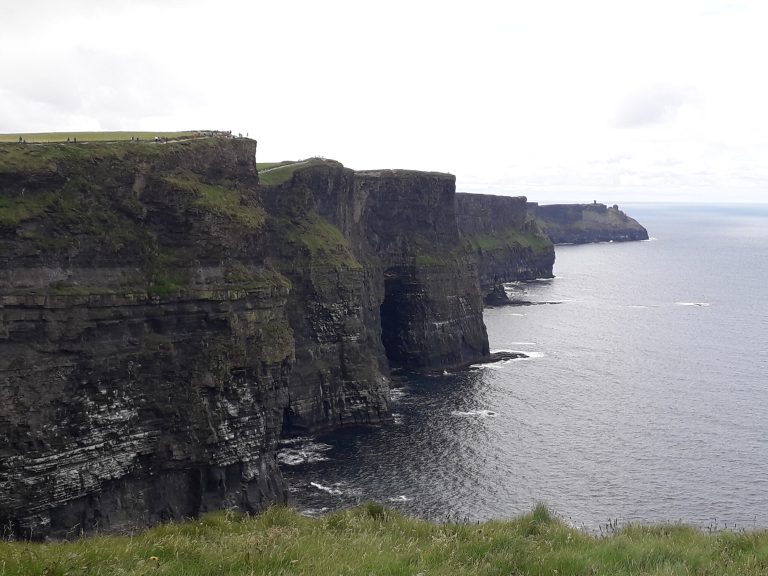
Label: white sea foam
xmin=392 ymin=413 xmax=404 ymax=425
xmin=387 ymin=495 xmax=412 ymax=502
xmin=675 ymin=302 xmax=711 ymax=307
xmin=451 ymin=409 xmax=497 ymax=417
xmin=310 ymin=481 xmax=344 ymax=495
xmin=389 ymin=388 xmax=408 ymax=400
xmin=277 ymin=441 xmax=333 ymax=466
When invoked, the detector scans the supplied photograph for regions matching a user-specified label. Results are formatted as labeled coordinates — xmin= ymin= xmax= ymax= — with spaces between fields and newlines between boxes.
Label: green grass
xmin=257 ymin=158 xmax=341 ymax=187
xmin=276 ymin=210 xmax=361 ymax=269
xmin=464 ymin=226 xmax=552 ymax=254
xmin=163 ymin=173 xmax=265 ymax=230
xmin=0 ymin=131 xmax=201 ymax=143
xmin=3 ymin=505 xmax=768 ymax=575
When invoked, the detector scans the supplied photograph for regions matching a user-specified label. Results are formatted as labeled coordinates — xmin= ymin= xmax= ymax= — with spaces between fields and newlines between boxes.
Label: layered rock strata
xmin=0 ymin=139 xmax=293 ymax=537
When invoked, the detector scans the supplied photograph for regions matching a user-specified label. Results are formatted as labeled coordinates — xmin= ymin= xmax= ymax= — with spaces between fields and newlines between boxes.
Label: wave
xmin=389 ymin=388 xmax=408 ymax=400
xmin=277 ymin=440 xmax=334 ymax=466
xmin=310 ymin=481 xmax=345 ymax=495
xmin=387 ymin=495 xmax=412 ymax=502
xmin=675 ymin=302 xmax=711 ymax=307
xmin=451 ymin=409 xmax=497 ymax=417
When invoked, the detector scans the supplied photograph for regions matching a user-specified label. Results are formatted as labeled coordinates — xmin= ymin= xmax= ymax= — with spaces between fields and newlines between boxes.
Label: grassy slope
xmin=2 ymin=505 xmax=768 ymax=575
xmin=0 ymin=131 xmax=201 ymax=143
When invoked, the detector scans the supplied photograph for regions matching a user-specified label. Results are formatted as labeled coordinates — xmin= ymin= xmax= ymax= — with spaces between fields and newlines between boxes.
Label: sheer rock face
xmin=0 ymin=138 xmax=293 ymax=537
xmin=529 ymin=202 xmax=649 ymax=244
xmin=259 ymin=163 xmax=390 ymax=433
xmin=455 ymin=193 xmax=555 ymax=298
xmin=356 ymin=171 xmax=489 ymax=372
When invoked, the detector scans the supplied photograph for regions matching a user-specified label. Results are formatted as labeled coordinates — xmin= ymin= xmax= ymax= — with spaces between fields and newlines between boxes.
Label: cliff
xmin=0 ymin=138 xmax=295 ymax=537
xmin=455 ymin=193 xmax=555 ymax=301
xmin=0 ymin=140 xmax=493 ymax=537
xmin=529 ymin=202 xmax=649 ymax=244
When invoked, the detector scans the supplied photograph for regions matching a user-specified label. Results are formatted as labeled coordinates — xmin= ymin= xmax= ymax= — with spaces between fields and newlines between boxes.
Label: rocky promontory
xmin=529 ymin=202 xmax=649 ymax=244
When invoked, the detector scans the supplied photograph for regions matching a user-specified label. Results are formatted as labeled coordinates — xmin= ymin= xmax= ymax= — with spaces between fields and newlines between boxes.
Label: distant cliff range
xmin=528 ymin=202 xmax=649 ymax=244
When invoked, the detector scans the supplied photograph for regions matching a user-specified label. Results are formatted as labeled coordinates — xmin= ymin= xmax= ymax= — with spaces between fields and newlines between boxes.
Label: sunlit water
xmin=281 ymin=204 xmax=768 ymax=530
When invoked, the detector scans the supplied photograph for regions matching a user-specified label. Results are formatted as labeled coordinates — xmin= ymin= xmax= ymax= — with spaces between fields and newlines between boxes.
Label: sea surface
xmin=280 ymin=204 xmax=768 ymax=531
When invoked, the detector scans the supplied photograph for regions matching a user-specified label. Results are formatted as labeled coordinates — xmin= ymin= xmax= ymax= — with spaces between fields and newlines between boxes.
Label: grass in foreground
xmin=2 ymin=504 xmax=768 ymax=575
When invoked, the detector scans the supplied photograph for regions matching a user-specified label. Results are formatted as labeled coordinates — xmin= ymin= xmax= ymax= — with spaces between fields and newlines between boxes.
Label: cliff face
xmin=0 ymin=139 xmax=293 ymax=537
xmin=0 ymin=142 xmax=494 ymax=537
xmin=259 ymin=162 xmax=390 ymax=433
xmin=529 ymin=202 xmax=649 ymax=244
xmin=357 ymin=171 xmax=489 ymax=372
xmin=455 ymin=193 xmax=555 ymax=299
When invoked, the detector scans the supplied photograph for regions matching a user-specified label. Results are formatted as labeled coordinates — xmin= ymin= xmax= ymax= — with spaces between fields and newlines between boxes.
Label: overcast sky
xmin=2 ymin=0 xmax=767 ymax=203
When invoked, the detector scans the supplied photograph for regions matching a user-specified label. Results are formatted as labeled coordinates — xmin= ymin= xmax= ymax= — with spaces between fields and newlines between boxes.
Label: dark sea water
xmin=281 ymin=204 xmax=768 ymax=530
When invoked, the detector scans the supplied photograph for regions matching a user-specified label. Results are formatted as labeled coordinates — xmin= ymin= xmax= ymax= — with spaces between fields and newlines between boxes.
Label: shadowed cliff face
xmin=530 ymin=203 xmax=649 ymax=244
xmin=455 ymin=193 xmax=555 ymax=299
xmin=356 ymin=171 xmax=489 ymax=372
xmin=259 ymin=163 xmax=391 ymax=434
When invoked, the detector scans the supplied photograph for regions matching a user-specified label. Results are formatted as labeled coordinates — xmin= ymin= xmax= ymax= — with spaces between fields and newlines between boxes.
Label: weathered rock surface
xmin=0 ymin=139 xmax=293 ymax=537
xmin=455 ymin=193 xmax=555 ymax=302
xmin=357 ymin=171 xmax=490 ymax=373
xmin=529 ymin=202 xmax=649 ymax=244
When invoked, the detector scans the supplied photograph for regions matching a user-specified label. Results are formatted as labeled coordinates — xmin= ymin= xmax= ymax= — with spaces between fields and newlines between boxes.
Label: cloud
xmin=615 ymin=85 xmax=698 ymax=128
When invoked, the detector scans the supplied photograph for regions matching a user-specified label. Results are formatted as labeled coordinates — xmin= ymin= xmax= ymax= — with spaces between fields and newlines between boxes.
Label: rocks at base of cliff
xmin=529 ymin=202 xmax=649 ymax=244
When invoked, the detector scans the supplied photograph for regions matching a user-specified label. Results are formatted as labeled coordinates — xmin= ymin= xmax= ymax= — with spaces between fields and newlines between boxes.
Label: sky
xmin=1 ymin=0 xmax=767 ymax=203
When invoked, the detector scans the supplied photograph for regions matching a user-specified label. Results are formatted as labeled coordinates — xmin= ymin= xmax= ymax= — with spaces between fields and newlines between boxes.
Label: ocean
xmin=280 ymin=204 xmax=768 ymax=531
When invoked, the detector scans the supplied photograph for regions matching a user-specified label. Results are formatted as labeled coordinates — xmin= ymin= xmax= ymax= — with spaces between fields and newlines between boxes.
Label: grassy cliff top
xmin=257 ymin=158 xmax=344 ymax=187
xmin=0 ymin=130 xmax=210 ymax=143
xmin=2 ymin=505 xmax=768 ymax=575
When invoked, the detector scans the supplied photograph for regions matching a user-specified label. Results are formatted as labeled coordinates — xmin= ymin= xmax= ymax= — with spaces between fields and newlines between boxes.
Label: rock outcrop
xmin=529 ymin=202 xmax=649 ymax=244
xmin=0 ymin=141 xmax=493 ymax=537
xmin=455 ymin=193 xmax=555 ymax=302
